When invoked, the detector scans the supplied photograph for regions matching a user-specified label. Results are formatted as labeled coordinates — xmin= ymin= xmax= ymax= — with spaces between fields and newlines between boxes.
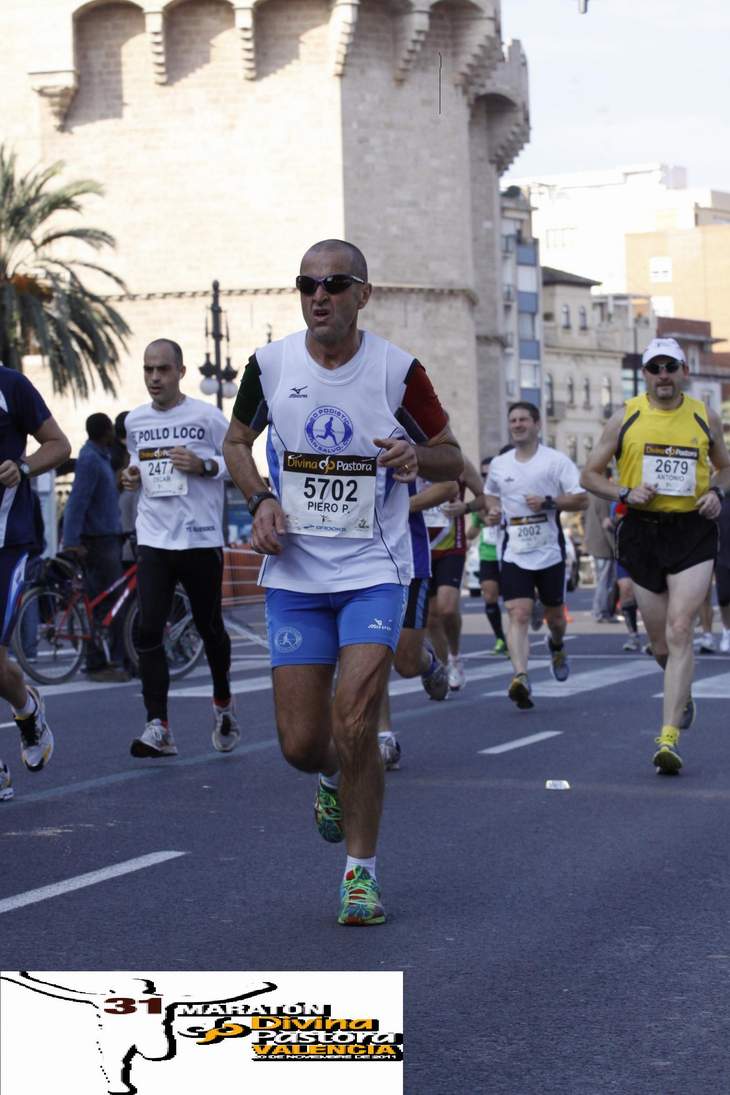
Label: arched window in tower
xmin=579 ymin=306 xmax=588 ymax=330
xmin=545 ymin=373 xmax=554 ymax=417
xmin=567 ymin=376 xmax=575 ymax=406
xmin=601 ymin=375 xmax=612 ymax=416
xmin=561 ymin=304 xmax=571 ymax=329
xmin=583 ymin=377 xmax=591 ymax=408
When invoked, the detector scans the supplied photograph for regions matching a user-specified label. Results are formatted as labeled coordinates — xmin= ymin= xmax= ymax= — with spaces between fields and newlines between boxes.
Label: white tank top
xmin=258 ymin=329 xmax=415 ymax=592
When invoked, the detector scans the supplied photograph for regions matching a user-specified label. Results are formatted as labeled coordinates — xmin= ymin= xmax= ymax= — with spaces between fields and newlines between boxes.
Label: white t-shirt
xmin=485 ymin=444 xmax=583 ymax=570
xmin=126 ymin=396 xmax=228 ymax=550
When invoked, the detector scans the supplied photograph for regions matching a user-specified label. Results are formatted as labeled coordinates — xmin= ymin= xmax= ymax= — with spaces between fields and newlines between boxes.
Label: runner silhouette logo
xmin=305 ymin=407 xmax=353 ymax=455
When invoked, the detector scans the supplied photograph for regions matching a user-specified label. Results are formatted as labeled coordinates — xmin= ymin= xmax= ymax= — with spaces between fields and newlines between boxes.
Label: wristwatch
xmin=710 ymin=485 xmax=726 ymax=502
xmin=618 ymin=486 xmax=632 ymax=504
xmin=247 ymin=490 xmax=277 ymax=516
xmin=15 ymin=460 xmax=31 ymax=480
xmin=201 ymin=458 xmax=217 ymax=478
xmin=543 ymin=495 xmax=556 ymax=510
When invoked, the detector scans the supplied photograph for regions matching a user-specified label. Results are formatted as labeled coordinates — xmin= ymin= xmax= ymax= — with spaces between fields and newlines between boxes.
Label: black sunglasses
xmin=296 ymin=274 xmax=365 ymax=296
xmin=644 ymin=360 xmax=681 ymax=375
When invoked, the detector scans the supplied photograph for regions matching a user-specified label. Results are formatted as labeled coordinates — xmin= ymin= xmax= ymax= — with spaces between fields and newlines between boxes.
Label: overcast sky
xmin=502 ymin=0 xmax=730 ymax=191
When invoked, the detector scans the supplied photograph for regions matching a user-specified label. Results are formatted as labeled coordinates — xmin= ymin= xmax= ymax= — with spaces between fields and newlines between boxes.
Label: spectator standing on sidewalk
xmin=583 ymin=484 xmax=616 ymax=622
xmin=62 ymin=413 xmax=127 ymax=682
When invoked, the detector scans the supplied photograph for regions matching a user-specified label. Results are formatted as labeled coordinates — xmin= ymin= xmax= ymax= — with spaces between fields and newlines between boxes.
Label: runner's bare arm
xmin=415 ymin=425 xmax=463 ymax=482
xmin=0 ymin=416 xmax=71 ymax=489
xmin=409 ymin=481 xmax=459 ymax=512
xmin=223 ymin=416 xmax=286 ymax=555
xmin=580 ymin=409 xmax=650 ymax=502
xmin=696 ymin=408 xmax=730 ymax=518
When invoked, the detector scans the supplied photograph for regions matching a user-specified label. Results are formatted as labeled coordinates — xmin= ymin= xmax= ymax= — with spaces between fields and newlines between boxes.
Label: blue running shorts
xmin=0 ymin=547 xmax=28 ymax=647
xmin=266 ymin=583 xmax=408 ymax=667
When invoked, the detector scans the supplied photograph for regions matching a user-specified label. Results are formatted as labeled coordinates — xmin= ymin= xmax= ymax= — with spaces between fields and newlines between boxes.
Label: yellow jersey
xmin=616 ymin=393 xmax=712 ymax=513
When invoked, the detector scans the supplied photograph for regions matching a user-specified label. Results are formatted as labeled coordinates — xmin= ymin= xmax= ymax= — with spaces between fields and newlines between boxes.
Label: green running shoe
xmin=314 ymin=779 xmax=344 ymax=843
xmin=653 ymin=726 xmax=682 ymax=774
xmin=492 ymin=638 xmax=508 ymax=657
xmin=337 ymin=867 xmax=386 ymax=926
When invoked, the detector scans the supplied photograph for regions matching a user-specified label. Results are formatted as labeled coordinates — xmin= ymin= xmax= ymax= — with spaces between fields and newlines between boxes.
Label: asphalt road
xmin=2 ymin=589 xmax=730 ymax=1094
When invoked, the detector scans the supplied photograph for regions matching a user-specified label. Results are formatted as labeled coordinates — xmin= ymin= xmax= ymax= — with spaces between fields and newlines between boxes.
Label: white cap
xmin=642 ymin=337 xmax=686 ymax=366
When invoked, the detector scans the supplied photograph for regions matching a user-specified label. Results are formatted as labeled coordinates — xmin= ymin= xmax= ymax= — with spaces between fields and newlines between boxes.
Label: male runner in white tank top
xmin=224 ymin=239 xmax=462 ymax=925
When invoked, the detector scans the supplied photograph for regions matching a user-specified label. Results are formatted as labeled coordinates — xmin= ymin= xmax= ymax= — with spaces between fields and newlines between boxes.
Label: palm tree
xmin=0 ymin=145 xmax=130 ymax=398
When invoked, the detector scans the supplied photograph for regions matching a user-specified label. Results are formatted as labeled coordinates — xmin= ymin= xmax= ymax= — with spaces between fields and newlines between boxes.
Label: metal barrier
xmin=222 ymin=545 xmax=264 ymax=607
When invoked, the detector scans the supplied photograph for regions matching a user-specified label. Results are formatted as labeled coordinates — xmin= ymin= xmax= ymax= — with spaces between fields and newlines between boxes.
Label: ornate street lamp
xmin=198 ymin=280 xmax=238 ymax=410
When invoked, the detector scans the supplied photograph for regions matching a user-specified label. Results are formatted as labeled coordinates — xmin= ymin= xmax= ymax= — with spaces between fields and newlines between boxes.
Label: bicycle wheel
xmin=12 ymin=586 xmax=86 ymax=684
xmin=124 ymin=587 xmax=205 ymax=681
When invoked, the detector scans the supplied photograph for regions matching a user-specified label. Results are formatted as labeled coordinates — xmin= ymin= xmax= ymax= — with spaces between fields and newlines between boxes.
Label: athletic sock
xmin=213 ymin=696 xmax=233 ymax=709
xmin=548 ymin=635 xmax=564 ymax=652
xmin=13 ymin=692 xmax=38 ymax=719
xmin=485 ymin=602 xmax=505 ymax=642
xmin=622 ymin=601 xmax=637 ymax=633
xmin=345 ymin=855 xmax=376 ymax=879
xmin=656 ymin=653 xmax=668 ymax=670
xmin=320 ymin=771 xmax=340 ymax=790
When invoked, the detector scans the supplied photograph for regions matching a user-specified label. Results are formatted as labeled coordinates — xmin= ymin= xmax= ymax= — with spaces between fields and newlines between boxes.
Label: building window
xmin=518 ymin=312 xmax=536 ymax=339
xmin=688 ymin=345 xmax=700 ymax=374
xmin=567 ymin=435 xmax=577 ymax=462
xmin=567 ymin=376 xmax=575 ymax=406
xmin=561 ymin=305 xmax=571 ymax=330
xmin=583 ymin=377 xmax=591 ymax=409
xmin=649 ymin=256 xmax=673 ymax=283
xmin=579 ymin=306 xmax=588 ymax=330
xmin=583 ymin=436 xmax=594 ymax=460
xmin=502 ymin=235 xmax=515 ymax=255
xmin=545 ymin=374 xmax=554 ymax=417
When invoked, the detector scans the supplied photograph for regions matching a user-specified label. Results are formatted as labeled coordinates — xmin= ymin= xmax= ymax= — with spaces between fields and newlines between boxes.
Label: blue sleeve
xmin=62 ymin=453 xmax=99 ymax=547
xmin=12 ymin=374 xmax=51 ymax=436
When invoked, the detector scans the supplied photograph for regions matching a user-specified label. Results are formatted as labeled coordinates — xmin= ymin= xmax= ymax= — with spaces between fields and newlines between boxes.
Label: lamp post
xmin=199 ymin=280 xmax=238 ymax=410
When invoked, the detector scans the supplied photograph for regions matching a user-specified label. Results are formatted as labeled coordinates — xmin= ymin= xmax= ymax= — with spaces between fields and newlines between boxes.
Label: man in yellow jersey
xmin=581 ymin=338 xmax=730 ymax=773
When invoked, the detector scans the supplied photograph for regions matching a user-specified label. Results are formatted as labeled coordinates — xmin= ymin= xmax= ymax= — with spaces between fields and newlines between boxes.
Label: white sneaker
xmin=721 ymin=629 xmax=730 ymax=654
xmin=130 ymin=719 xmax=178 ymax=758
xmin=622 ymin=634 xmax=641 ymax=652
xmin=698 ymin=632 xmax=716 ymax=654
xmin=212 ymin=701 xmax=241 ymax=753
xmin=447 ymin=654 xmax=466 ymax=691
xmin=0 ymin=761 xmax=13 ymax=802
xmin=14 ymin=686 xmax=54 ymax=772
xmin=378 ymin=732 xmax=401 ymax=771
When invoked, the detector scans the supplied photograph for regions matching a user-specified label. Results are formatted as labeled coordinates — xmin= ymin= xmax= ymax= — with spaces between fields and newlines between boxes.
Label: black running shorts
xmin=428 ymin=553 xmax=466 ymax=595
xmin=479 ymin=559 xmax=500 ymax=583
xmin=500 ymin=559 xmax=565 ymax=606
xmin=617 ymin=510 xmax=718 ymax=594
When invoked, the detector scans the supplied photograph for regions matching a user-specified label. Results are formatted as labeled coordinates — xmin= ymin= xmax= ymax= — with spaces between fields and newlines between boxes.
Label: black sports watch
xmin=543 ymin=495 xmax=556 ymax=510
xmin=248 ymin=490 xmax=277 ymax=516
xmin=710 ymin=485 xmax=726 ymax=502
xmin=201 ymin=458 xmax=217 ymax=478
xmin=618 ymin=486 xmax=632 ymax=504
xmin=15 ymin=460 xmax=31 ymax=480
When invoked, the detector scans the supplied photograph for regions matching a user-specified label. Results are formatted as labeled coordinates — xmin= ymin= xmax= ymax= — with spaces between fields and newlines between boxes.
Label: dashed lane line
xmin=479 ymin=731 xmax=562 ymax=755
xmin=0 ymin=851 xmax=187 ymax=914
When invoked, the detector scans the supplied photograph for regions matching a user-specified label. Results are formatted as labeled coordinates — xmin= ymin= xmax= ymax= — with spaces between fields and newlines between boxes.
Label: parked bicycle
xmin=12 ymin=553 xmax=205 ymax=685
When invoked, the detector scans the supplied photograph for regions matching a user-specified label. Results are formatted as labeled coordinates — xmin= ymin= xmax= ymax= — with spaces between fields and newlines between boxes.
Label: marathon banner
xmin=0 ymin=971 xmax=403 ymax=1094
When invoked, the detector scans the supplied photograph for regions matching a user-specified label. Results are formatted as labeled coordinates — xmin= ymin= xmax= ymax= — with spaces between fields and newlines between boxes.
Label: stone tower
xmin=3 ymin=0 xmax=529 ymax=454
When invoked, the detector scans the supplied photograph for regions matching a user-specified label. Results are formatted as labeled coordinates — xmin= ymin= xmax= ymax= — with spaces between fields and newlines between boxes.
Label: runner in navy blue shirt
xmin=0 ymin=364 xmax=71 ymax=802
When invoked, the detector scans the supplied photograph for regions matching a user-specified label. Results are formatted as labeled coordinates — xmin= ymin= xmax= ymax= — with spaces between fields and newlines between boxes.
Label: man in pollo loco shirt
xmin=122 ymin=338 xmax=239 ymax=760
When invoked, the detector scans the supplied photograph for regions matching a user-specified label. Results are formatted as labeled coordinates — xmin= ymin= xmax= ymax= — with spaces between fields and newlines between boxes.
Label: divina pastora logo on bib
xmin=305 ymin=407 xmax=353 ymax=455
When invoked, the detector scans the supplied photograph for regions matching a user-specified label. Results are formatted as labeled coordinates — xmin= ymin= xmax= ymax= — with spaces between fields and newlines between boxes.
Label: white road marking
xmin=0 ymin=851 xmax=187 ymax=915
xmin=483 ymin=661 xmax=661 ymax=699
xmin=480 ymin=731 xmax=562 ymax=755
xmin=658 ymin=672 xmax=730 ymax=699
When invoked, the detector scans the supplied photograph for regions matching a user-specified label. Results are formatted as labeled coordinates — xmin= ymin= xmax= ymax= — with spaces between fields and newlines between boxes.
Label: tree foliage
xmin=0 ymin=145 xmax=130 ymax=398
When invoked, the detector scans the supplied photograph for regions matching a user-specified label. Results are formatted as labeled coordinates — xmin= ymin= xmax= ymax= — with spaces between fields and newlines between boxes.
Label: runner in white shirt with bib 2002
xmin=484 ymin=401 xmax=587 ymax=711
